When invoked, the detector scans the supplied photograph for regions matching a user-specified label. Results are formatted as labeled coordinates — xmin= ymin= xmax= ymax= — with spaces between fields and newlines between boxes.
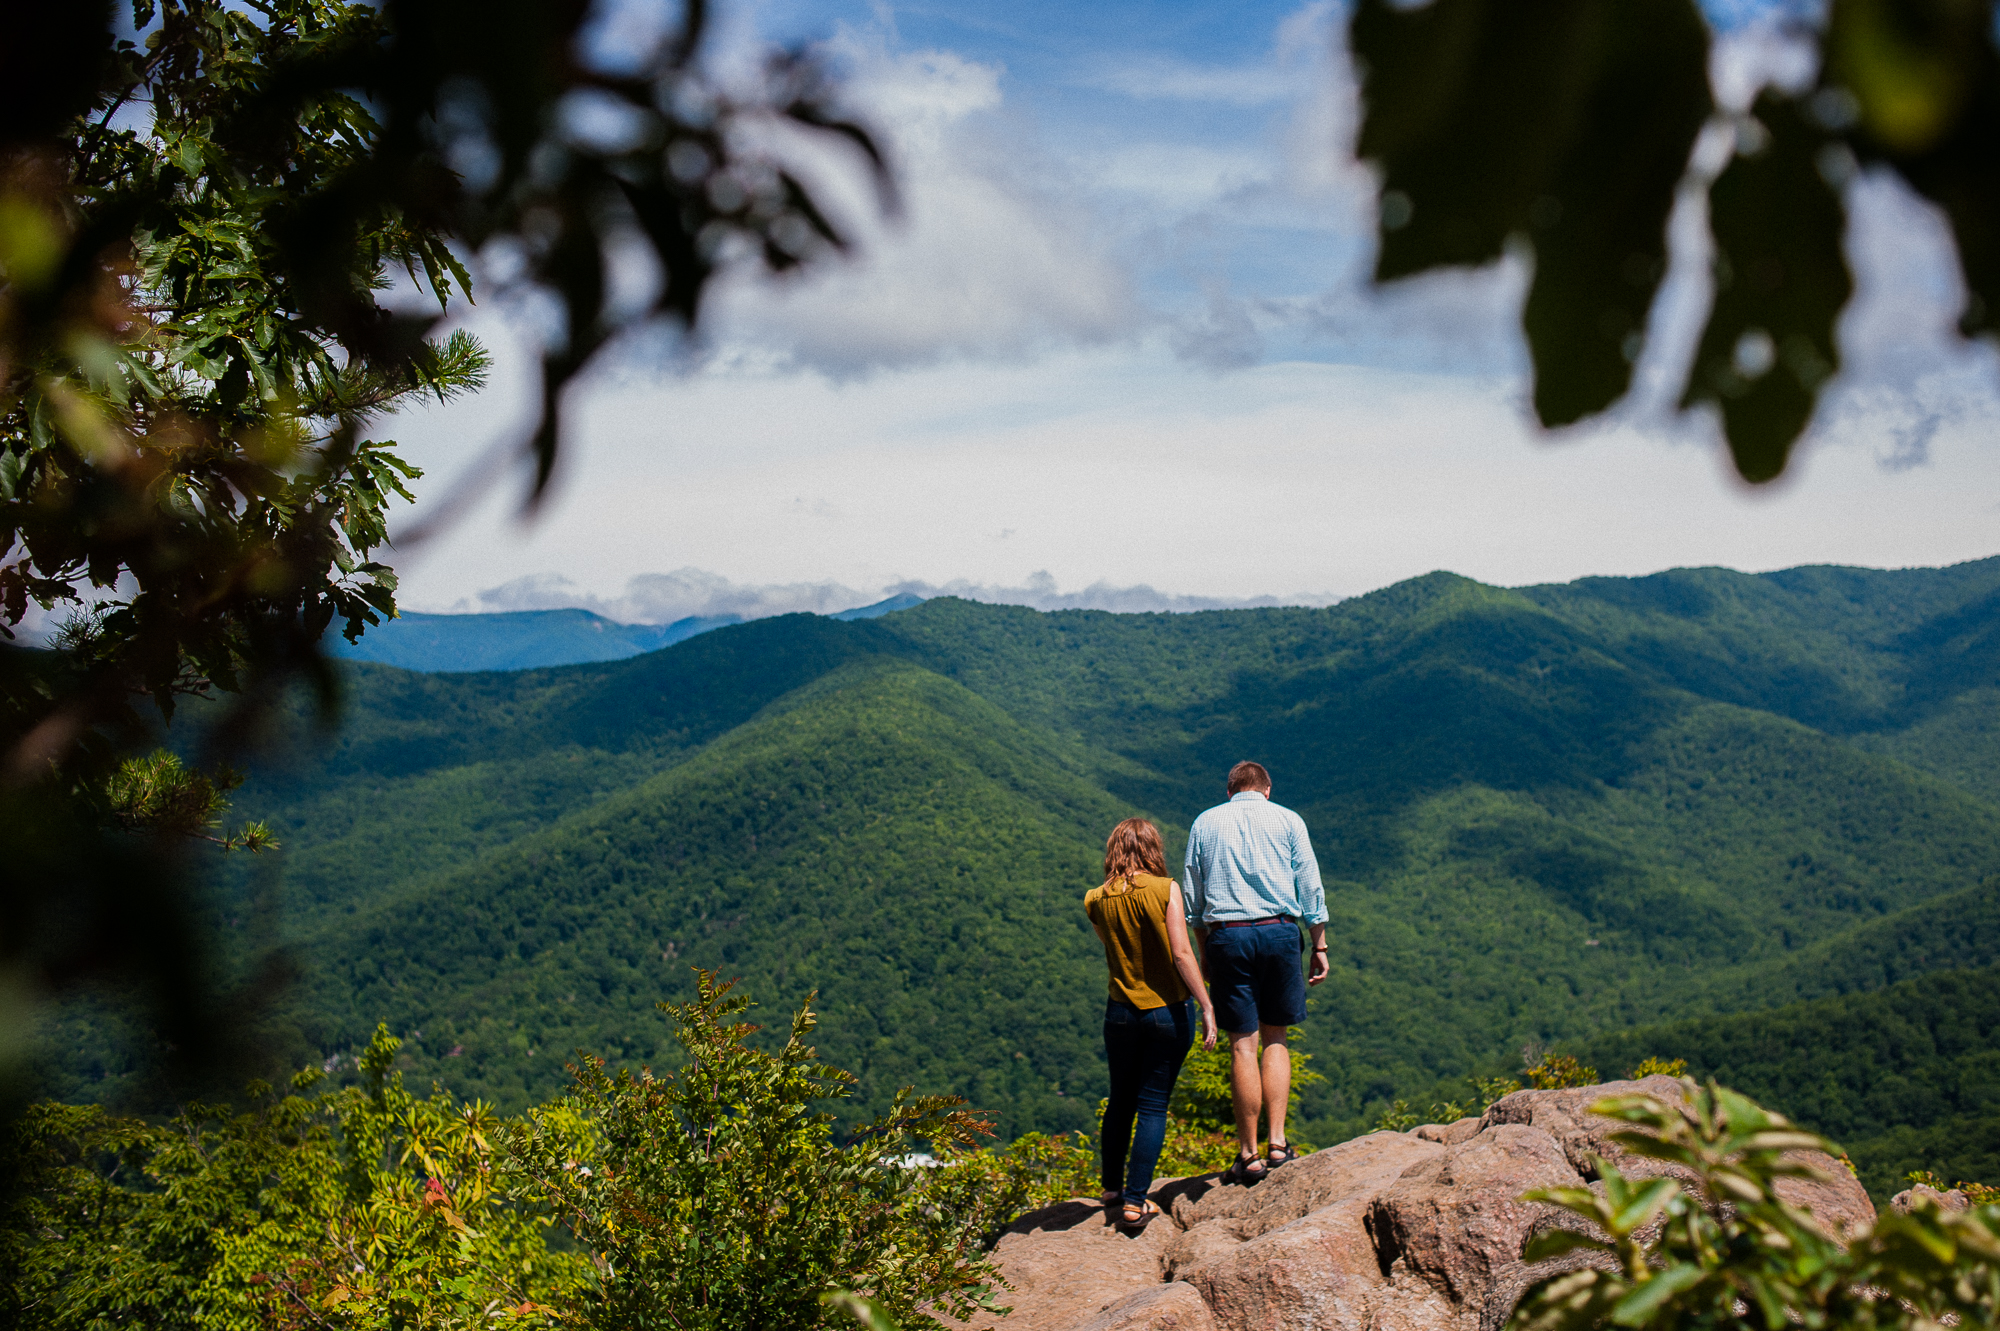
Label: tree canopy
xmin=0 ymin=0 xmax=881 ymax=1081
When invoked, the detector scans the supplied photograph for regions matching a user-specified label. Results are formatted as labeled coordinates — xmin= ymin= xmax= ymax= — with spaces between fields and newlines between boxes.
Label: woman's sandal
xmin=1266 ymin=1141 xmax=1299 ymax=1170
xmin=1220 ymin=1152 xmax=1267 ymax=1186
xmin=1117 ymin=1197 xmax=1162 ymax=1232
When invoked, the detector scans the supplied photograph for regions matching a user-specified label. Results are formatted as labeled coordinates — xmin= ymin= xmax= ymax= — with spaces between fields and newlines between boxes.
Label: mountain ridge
xmin=41 ymin=556 xmax=2000 ymax=1180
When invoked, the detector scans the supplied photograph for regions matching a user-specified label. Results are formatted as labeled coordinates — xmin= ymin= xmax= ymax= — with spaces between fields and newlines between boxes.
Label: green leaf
xmin=1608 ymin=1262 xmax=1704 ymax=1325
xmin=1680 ymin=91 xmax=1851 ymax=483
xmin=1352 ymin=0 xmax=1712 ymax=426
xmin=1609 ymin=1177 xmax=1680 ymax=1235
xmin=1864 ymin=40 xmax=2000 ymax=341
xmin=1522 ymin=1227 xmax=1612 ymax=1262
xmin=822 ymin=1289 xmax=901 ymax=1331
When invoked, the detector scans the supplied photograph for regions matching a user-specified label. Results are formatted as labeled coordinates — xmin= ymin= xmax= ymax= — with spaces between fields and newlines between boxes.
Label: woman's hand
xmin=1199 ymin=1006 xmax=1218 ymax=1051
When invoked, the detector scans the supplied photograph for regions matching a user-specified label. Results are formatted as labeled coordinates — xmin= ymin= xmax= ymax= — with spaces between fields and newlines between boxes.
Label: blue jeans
xmin=1101 ymin=998 xmax=1193 ymax=1208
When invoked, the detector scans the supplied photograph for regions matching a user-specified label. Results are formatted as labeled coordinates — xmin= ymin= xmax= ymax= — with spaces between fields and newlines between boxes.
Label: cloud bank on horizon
xmin=456 ymin=568 xmax=1327 ymax=623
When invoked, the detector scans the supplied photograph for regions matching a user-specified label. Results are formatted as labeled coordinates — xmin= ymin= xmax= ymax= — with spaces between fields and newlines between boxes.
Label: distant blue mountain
xmin=831 ymin=593 xmax=926 ymax=621
xmin=331 ymin=595 xmax=925 ymax=672
xmin=327 ymin=609 xmax=740 ymax=672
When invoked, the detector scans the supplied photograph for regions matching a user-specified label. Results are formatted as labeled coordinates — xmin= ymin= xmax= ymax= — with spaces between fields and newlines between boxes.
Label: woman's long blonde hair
xmin=1103 ymin=818 xmax=1167 ymax=887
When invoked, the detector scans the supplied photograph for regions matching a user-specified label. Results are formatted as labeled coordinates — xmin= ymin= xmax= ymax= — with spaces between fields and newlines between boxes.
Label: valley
xmin=40 ymin=558 xmax=2000 ymax=1195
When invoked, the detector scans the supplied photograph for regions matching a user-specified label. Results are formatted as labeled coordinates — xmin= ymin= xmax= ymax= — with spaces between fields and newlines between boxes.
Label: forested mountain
xmin=40 ymin=559 xmax=2000 ymax=1193
xmin=1573 ymin=963 xmax=2000 ymax=1200
xmin=325 ymin=608 xmax=739 ymax=670
xmin=326 ymin=594 xmax=928 ymax=671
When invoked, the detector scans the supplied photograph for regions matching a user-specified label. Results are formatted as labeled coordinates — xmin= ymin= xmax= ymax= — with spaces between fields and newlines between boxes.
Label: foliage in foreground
xmin=1353 ymin=0 xmax=2000 ymax=484
xmin=2 ymin=1028 xmax=583 ymax=1330
xmin=1 ymin=973 xmax=1038 ymax=1330
xmin=1510 ymin=1081 xmax=2000 ymax=1331
xmin=0 ymin=0 xmax=885 ymax=1093
xmin=507 ymin=973 xmax=1007 ymax=1331
xmin=1570 ymin=964 xmax=2000 ymax=1201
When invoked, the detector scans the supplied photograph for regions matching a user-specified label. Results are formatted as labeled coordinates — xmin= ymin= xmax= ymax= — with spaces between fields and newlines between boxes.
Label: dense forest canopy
xmin=33 ymin=557 xmax=2000 ymax=1202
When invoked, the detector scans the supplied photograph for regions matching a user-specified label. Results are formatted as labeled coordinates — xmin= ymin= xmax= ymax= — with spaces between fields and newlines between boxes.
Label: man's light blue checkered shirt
xmin=1183 ymin=791 xmax=1327 ymax=927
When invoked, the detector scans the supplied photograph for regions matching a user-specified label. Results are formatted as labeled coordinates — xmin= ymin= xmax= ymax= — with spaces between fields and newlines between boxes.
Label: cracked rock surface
xmin=972 ymin=1078 xmax=1874 ymax=1331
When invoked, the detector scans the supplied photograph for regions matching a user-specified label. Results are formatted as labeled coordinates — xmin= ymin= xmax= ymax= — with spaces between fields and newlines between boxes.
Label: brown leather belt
xmin=1215 ymin=916 xmax=1291 ymax=928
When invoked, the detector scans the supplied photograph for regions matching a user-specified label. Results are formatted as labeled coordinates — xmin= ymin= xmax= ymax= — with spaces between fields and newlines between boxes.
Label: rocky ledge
xmin=981 ymin=1076 xmax=1875 ymax=1331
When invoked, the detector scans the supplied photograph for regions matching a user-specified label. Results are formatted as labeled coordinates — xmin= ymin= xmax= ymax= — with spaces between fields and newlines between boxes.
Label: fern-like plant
xmin=1510 ymin=1081 xmax=2000 ymax=1331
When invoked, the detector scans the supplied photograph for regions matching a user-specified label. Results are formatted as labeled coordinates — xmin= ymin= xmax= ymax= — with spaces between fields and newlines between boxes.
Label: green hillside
xmin=38 ymin=558 xmax=2000 ymax=1157
xmin=1572 ymin=964 xmax=2000 ymax=1202
xmin=280 ymin=661 xmax=1136 ymax=1132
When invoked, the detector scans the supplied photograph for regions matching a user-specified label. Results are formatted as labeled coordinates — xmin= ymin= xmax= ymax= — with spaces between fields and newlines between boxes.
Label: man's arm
xmin=1292 ymin=815 xmax=1329 ymax=984
xmin=1184 ymin=827 xmax=1210 ymax=978
xmin=1166 ymin=882 xmax=1217 ymax=1048
xmin=1306 ymin=921 xmax=1328 ymax=985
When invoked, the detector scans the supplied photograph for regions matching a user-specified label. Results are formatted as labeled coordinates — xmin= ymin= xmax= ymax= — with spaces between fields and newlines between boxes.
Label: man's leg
xmin=1259 ymin=1025 xmax=1292 ymax=1148
xmin=1228 ymin=1028 xmax=1264 ymax=1159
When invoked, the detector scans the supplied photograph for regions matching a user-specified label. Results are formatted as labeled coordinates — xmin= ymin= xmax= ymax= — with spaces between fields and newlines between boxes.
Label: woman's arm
xmin=1166 ymin=882 xmax=1217 ymax=1049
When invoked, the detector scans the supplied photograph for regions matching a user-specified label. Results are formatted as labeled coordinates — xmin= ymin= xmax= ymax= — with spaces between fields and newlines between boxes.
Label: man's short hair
xmin=1226 ymin=761 xmax=1271 ymax=794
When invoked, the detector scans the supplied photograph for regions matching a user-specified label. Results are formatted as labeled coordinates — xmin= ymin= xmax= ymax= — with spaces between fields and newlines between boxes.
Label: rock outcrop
xmin=1890 ymin=1184 xmax=1974 ymax=1214
xmin=978 ymin=1078 xmax=1875 ymax=1331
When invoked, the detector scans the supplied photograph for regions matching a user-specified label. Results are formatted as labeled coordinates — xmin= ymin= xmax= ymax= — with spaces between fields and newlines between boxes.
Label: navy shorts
xmin=1205 ymin=921 xmax=1308 ymax=1034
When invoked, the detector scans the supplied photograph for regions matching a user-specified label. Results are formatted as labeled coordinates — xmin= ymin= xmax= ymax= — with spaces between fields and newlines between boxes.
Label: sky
xmin=376 ymin=0 xmax=2000 ymax=624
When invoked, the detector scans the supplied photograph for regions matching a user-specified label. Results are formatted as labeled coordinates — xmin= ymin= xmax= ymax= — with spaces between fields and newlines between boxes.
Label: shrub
xmin=1372 ymin=1099 xmax=1422 ymax=1132
xmin=1509 ymin=1081 xmax=2000 ymax=1331
xmin=2 ymin=1027 xmax=583 ymax=1330
xmin=1908 ymin=1168 xmax=2000 ymax=1207
xmin=1157 ymin=1113 xmax=1244 ymax=1176
xmin=1372 ymin=1097 xmax=1472 ymax=1132
xmin=1471 ymin=1073 xmax=1522 ymax=1108
xmin=1523 ymin=1053 xmax=1599 ymax=1090
xmin=1626 ymin=1055 xmax=1688 ymax=1079
xmin=932 ymin=1130 xmax=1096 ymax=1236
xmin=505 ymin=972 xmax=1008 ymax=1331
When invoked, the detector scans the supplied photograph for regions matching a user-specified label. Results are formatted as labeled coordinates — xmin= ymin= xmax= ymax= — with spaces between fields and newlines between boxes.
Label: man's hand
xmin=1308 ymin=949 xmax=1330 ymax=985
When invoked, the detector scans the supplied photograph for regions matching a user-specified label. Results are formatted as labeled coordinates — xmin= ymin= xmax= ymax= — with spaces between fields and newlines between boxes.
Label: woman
xmin=1085 ymin=817 xmax=1218 ymax=1231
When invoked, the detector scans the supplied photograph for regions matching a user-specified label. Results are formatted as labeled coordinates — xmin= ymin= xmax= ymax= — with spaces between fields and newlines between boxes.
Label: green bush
xmin=1626 ymin=1056 xmax=1688 ymax=1079
xmin=505 ymin=972 xmax=1010 ymax=1331
xmin=1908 ymin=1169 xmax=2000 ymax=1207
xmin=1524 ymin=1053 xmax=1599 ymax=1090
xmin=2 ymin=976 xmax=1030 ymax=1330
xmin=1 ymin=1027 xmax=584 ymax=1329
xmin=1510 ymin=1081 xmax=2000 ymax=1331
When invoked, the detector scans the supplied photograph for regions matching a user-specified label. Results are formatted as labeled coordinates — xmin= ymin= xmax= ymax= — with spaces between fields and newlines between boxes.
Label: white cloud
xmin=383 ymin=338 xmax=2000 ymax=628
xmin=465 ymin=568 xmax=874 ymax=622
xmin=887 ymin=571 xmax=1329 ymax=613
xmin=1171 ymin=284 xmax=1265 ymax=370
xmin=1072 ymin=54 xmax=1306 ymax=108
xmin=1093 ymin=144 xmax=1267 ymax=209
xmin=700 ymin=38 xmax=1141 ymax=375
xmin=449 ymin=565 xmax=1327 ymax=623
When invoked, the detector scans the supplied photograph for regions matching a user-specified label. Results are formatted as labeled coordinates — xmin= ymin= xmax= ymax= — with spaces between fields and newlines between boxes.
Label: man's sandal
xmin=1220 ymin=1152 xmax=1267 ymax=1186
xmin=1117 ymin=1198 xmax=1163 ymax=1233
xmin=1266 ymin=1142 xmax=1299 ymax=1170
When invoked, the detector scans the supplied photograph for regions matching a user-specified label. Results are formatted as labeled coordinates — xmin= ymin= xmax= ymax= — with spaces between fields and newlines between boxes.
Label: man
xmin=1184 ymin=760 xmax=1328 ymax=1183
